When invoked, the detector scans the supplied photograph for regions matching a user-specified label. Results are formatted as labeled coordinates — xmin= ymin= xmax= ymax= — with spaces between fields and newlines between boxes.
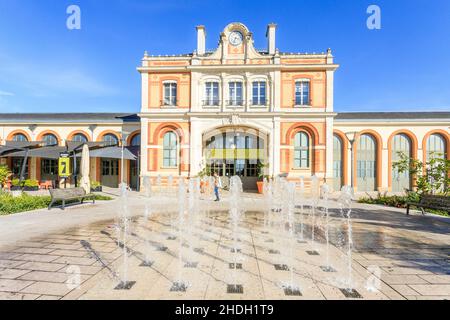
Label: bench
xmin=406 ymin=194 xmax=450 ymax=215
xmin=48 ymin=188 xmax=95 ymax=210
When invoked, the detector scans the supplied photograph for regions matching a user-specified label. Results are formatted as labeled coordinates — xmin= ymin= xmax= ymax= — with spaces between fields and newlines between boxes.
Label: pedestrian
xmin=213 ymin=173 xmax=221 ymax=201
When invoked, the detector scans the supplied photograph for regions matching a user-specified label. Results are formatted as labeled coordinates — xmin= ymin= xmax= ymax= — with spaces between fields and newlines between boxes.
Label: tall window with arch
xmin=391 ymin=133 xmax=412 ymax=192
xmin=294 ymin=131 xmax=310 ymax=168
xmin=426 ymin=133 xmax=447 ymax=161
xmin=72 ymin=133 xmax=88 ymax=143
xmin=163 ymin=132 xmax=178 ymax=167
xmin=42 ymin=134 xmax=58 ymax=146
xmin=102 ymin=134 xmax=119 ymax=147
xmin=333 ymin=134 xmax=343 ymax=191
xmin=130 ymin=133 xmax=141 ymax=146
xmin=12 ymin=133 xmax=29 ymax=142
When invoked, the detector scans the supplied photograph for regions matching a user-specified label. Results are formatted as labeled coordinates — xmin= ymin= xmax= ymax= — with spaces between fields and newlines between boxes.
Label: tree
xmin=393 ymin=152 xmax=449 ymax=195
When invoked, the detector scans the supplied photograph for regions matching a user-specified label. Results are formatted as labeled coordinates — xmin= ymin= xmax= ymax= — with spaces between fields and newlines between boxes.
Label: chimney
xmin=266 ymin=23 xmax=277 ymax=55
xmin=196 ymin=25 xmax=206 ymax=55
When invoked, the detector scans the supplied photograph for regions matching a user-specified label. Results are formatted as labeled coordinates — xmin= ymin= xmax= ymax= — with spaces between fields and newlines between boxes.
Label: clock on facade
xmin=229 ymin=31 xmax=243 ymax=46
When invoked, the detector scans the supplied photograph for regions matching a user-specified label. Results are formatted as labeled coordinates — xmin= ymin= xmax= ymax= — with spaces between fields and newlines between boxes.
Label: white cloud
xmin=0 ymin=90 xmax=14 ymax=96
xmin=0 ymin=54 xmax=117 ymax=98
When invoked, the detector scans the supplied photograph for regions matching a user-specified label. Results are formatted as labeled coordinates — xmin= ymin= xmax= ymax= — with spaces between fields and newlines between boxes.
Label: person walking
xmin=213 ymin=173 xmax=221 ymax=201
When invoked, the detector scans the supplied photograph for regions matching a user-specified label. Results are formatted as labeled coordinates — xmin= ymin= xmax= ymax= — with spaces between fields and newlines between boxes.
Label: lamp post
xmin=345 ymin=131 xmax=358 ymax=191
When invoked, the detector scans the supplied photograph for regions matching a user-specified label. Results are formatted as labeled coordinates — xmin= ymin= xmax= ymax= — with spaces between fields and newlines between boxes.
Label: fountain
xmin=115 ymin=183 xmax=136 ymax=290
xmin=309 ymin=175 xmax=320 ymax=252
xmin=168 ymin=175 xmax=174 ymax=193
xmin=156 ymin=174 xmax=162 ymax=195
xmin=171 ymin=177 xmax=189 ymax=292
xmin=320 ymin=182 xmax=335 ymax=273
xmin=338 ymin=185 xmax=361 ymax=298
xmin=296 ymin=178 xmax=306 ymax=243
xmin=228 ymin=176 xmax=244 ymax=294
xmin=281 ymin=181 xmax=302 ymax=296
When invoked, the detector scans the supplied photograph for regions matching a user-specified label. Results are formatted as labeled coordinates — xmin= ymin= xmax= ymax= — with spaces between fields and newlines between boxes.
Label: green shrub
xmin=11 ymin=179 xmax=39 ymax=188
xmin=0 ymin=165 xmax=11 ymax=185
xmin=358 ymin=191 xmax=449 ymax=217
xmin=91 ymin=180 xmax=102 ymax=188
xmin=0 ymin=193 xmax=113 ymax=215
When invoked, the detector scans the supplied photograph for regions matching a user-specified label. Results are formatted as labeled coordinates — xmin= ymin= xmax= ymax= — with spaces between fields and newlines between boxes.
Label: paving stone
xmin=0 ymin=291 xmax=39 ymax=300
xmin=419 ymin=275 xmax=450 ymax=284
xmin=16 ymin=262 xmax=67 ymax=272
xmin=53 ymin=256 xmax=96 ymax=266
xmin=19 ymin=271 xmax=73 ymax=283
xmin=381 ymin=274 xmax=429 ymax=285
xmin=0 ymin=259 xmax=26 ymax=269
xmin=0 ymin=268 xmax=31 ymax=279
xmin=409 ymin=284 xmax=450 ymax=296
xmin=21 ymin=281 xmax=73 ymax=296
xmin=12 ymin=247 xmax=55 ymax=255
xmin=13 ymin=254 xmax=61 ymax=263
xmin=391 ymin=285 xmax=420 ymax=296
xmin=37 ymin=295 xmax=62 ymax=300
xmin=48 ymin=250 xmax=88 ymax=257
xmin=60 ymin=265 xmax=102 ymax=275
xmin=0 ymin=279 xmax=34 ymax=292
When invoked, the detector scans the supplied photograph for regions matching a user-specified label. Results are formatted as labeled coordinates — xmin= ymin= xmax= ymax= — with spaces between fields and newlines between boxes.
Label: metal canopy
xmin=88 ymin=146 xmax=137 ymax=160
xmin=1 ymin=143 xmax=137 ymax=160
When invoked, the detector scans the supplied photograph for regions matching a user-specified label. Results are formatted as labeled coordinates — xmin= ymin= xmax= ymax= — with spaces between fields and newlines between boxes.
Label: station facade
xmin=1 ymin=23 xmax=449 ymax=192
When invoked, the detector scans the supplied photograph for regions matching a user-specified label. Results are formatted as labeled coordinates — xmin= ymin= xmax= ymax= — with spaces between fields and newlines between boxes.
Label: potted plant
xmin=0 ymin=165 xmax=11 ymax=190
xmin=256 ymin=162 xmax=269 ymax=194
xmin=11 ymin=179 xmax=39 ymax=191
xmin=91 ymin=180 xmax=102 ymax=192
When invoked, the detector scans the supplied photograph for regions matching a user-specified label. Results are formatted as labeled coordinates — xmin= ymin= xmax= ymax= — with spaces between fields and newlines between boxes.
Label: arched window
xmin=333 ymin=134 xmax=343 ymax=191
xmin=72 ymin=133 xmax=88 ymax=143
xmin=294 ymin=132 xmax=310 ymax=168
xmin=130 ymin=133 xmax=141 ymax=146
xmin=357 ymin=134 xmax=377 ymax=191
xmin=12 ymin=133 xmax=29 ymax=142
xmin=163 ymin=132 xmax=178 ymax=167
xmin=42 ymin=134 xmax=58 ymax=146
xmin=391 ymin=134 xmax=412 ymax=192
xmin=102 ymin=134 xmax=119 ymax=146
xmin=427 ymin=134 xmax=446 ymax=161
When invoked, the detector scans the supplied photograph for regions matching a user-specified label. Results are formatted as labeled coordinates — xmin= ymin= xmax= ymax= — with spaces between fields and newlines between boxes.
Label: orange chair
xmin=39 ymin=180 xmax=53 ymax=190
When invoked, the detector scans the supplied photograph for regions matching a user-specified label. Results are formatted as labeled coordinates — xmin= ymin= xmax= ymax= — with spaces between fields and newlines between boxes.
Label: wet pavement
xmin=0 ymin=192 xmax=449 ymax=300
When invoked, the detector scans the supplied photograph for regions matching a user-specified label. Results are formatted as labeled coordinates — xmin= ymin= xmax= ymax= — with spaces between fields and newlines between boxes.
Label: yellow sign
xmin=58 ymin=157 xmax=71 ymax=177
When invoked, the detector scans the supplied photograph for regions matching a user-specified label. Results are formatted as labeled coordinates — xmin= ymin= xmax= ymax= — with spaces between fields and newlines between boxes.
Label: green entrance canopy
xmin=207 ymin=148 xmax=265 ymax=160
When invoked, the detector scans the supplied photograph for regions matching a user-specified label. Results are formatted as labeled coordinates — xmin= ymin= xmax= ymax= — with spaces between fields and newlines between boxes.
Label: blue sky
xmin=0 ymin=0 xmax=449 ymax=113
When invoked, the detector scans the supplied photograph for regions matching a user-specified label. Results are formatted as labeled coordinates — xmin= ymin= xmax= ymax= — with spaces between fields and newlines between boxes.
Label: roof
xmin=335 ymin=112 xmax=450 ymax=122
xmin=0 ymin=113 xmax=140 ymax=124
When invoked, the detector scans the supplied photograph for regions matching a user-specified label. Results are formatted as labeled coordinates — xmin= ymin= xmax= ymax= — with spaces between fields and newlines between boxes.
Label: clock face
xmin=229 ymin=31 xmax=243 ymax=46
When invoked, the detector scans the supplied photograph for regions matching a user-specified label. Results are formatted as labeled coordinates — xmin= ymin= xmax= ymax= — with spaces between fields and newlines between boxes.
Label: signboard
xmin=58 ymin=155 xmax=71 ymax=178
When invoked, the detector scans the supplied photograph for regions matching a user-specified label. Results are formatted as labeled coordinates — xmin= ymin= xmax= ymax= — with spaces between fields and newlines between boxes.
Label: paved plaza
xmin=0 ymin=191 xmax=449 ymax=300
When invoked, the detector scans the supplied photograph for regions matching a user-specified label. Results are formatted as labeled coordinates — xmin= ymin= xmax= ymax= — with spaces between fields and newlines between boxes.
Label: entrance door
xmin=205 ymin=130 xmax=265 ymax=191
xmin=333 ymin=135 xmax=343 ymax=191
xmin=101 ymin=159 xmax=119 ymax=188
xmin=41 ymin=159 xmax=58 ymax=186
xmin=356 ymin=134 xmax=377 ymax=192
xmin=130 ymin=160 xmax=138 ymax=190
xmin=391 ymin=134 xmax=411 ymax=192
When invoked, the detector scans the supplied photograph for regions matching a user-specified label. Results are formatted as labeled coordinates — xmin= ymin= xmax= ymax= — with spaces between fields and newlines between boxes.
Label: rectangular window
xmin=205 ymin=82 xmax=219 ymax=106
xmin=163 ymin=82 xmax=177 ymax=106
xmin=295 ymin=81 xmax=310 ymax=106
xmin=228 ymin=82 xmax=243 ymax=106
xmin=12 ymin=158 xmax=28 ymax=178
xmin=252 ymin=81 xmax=266 ymax=105
xmin=42 ymin=159 xmax=58 ymax=175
